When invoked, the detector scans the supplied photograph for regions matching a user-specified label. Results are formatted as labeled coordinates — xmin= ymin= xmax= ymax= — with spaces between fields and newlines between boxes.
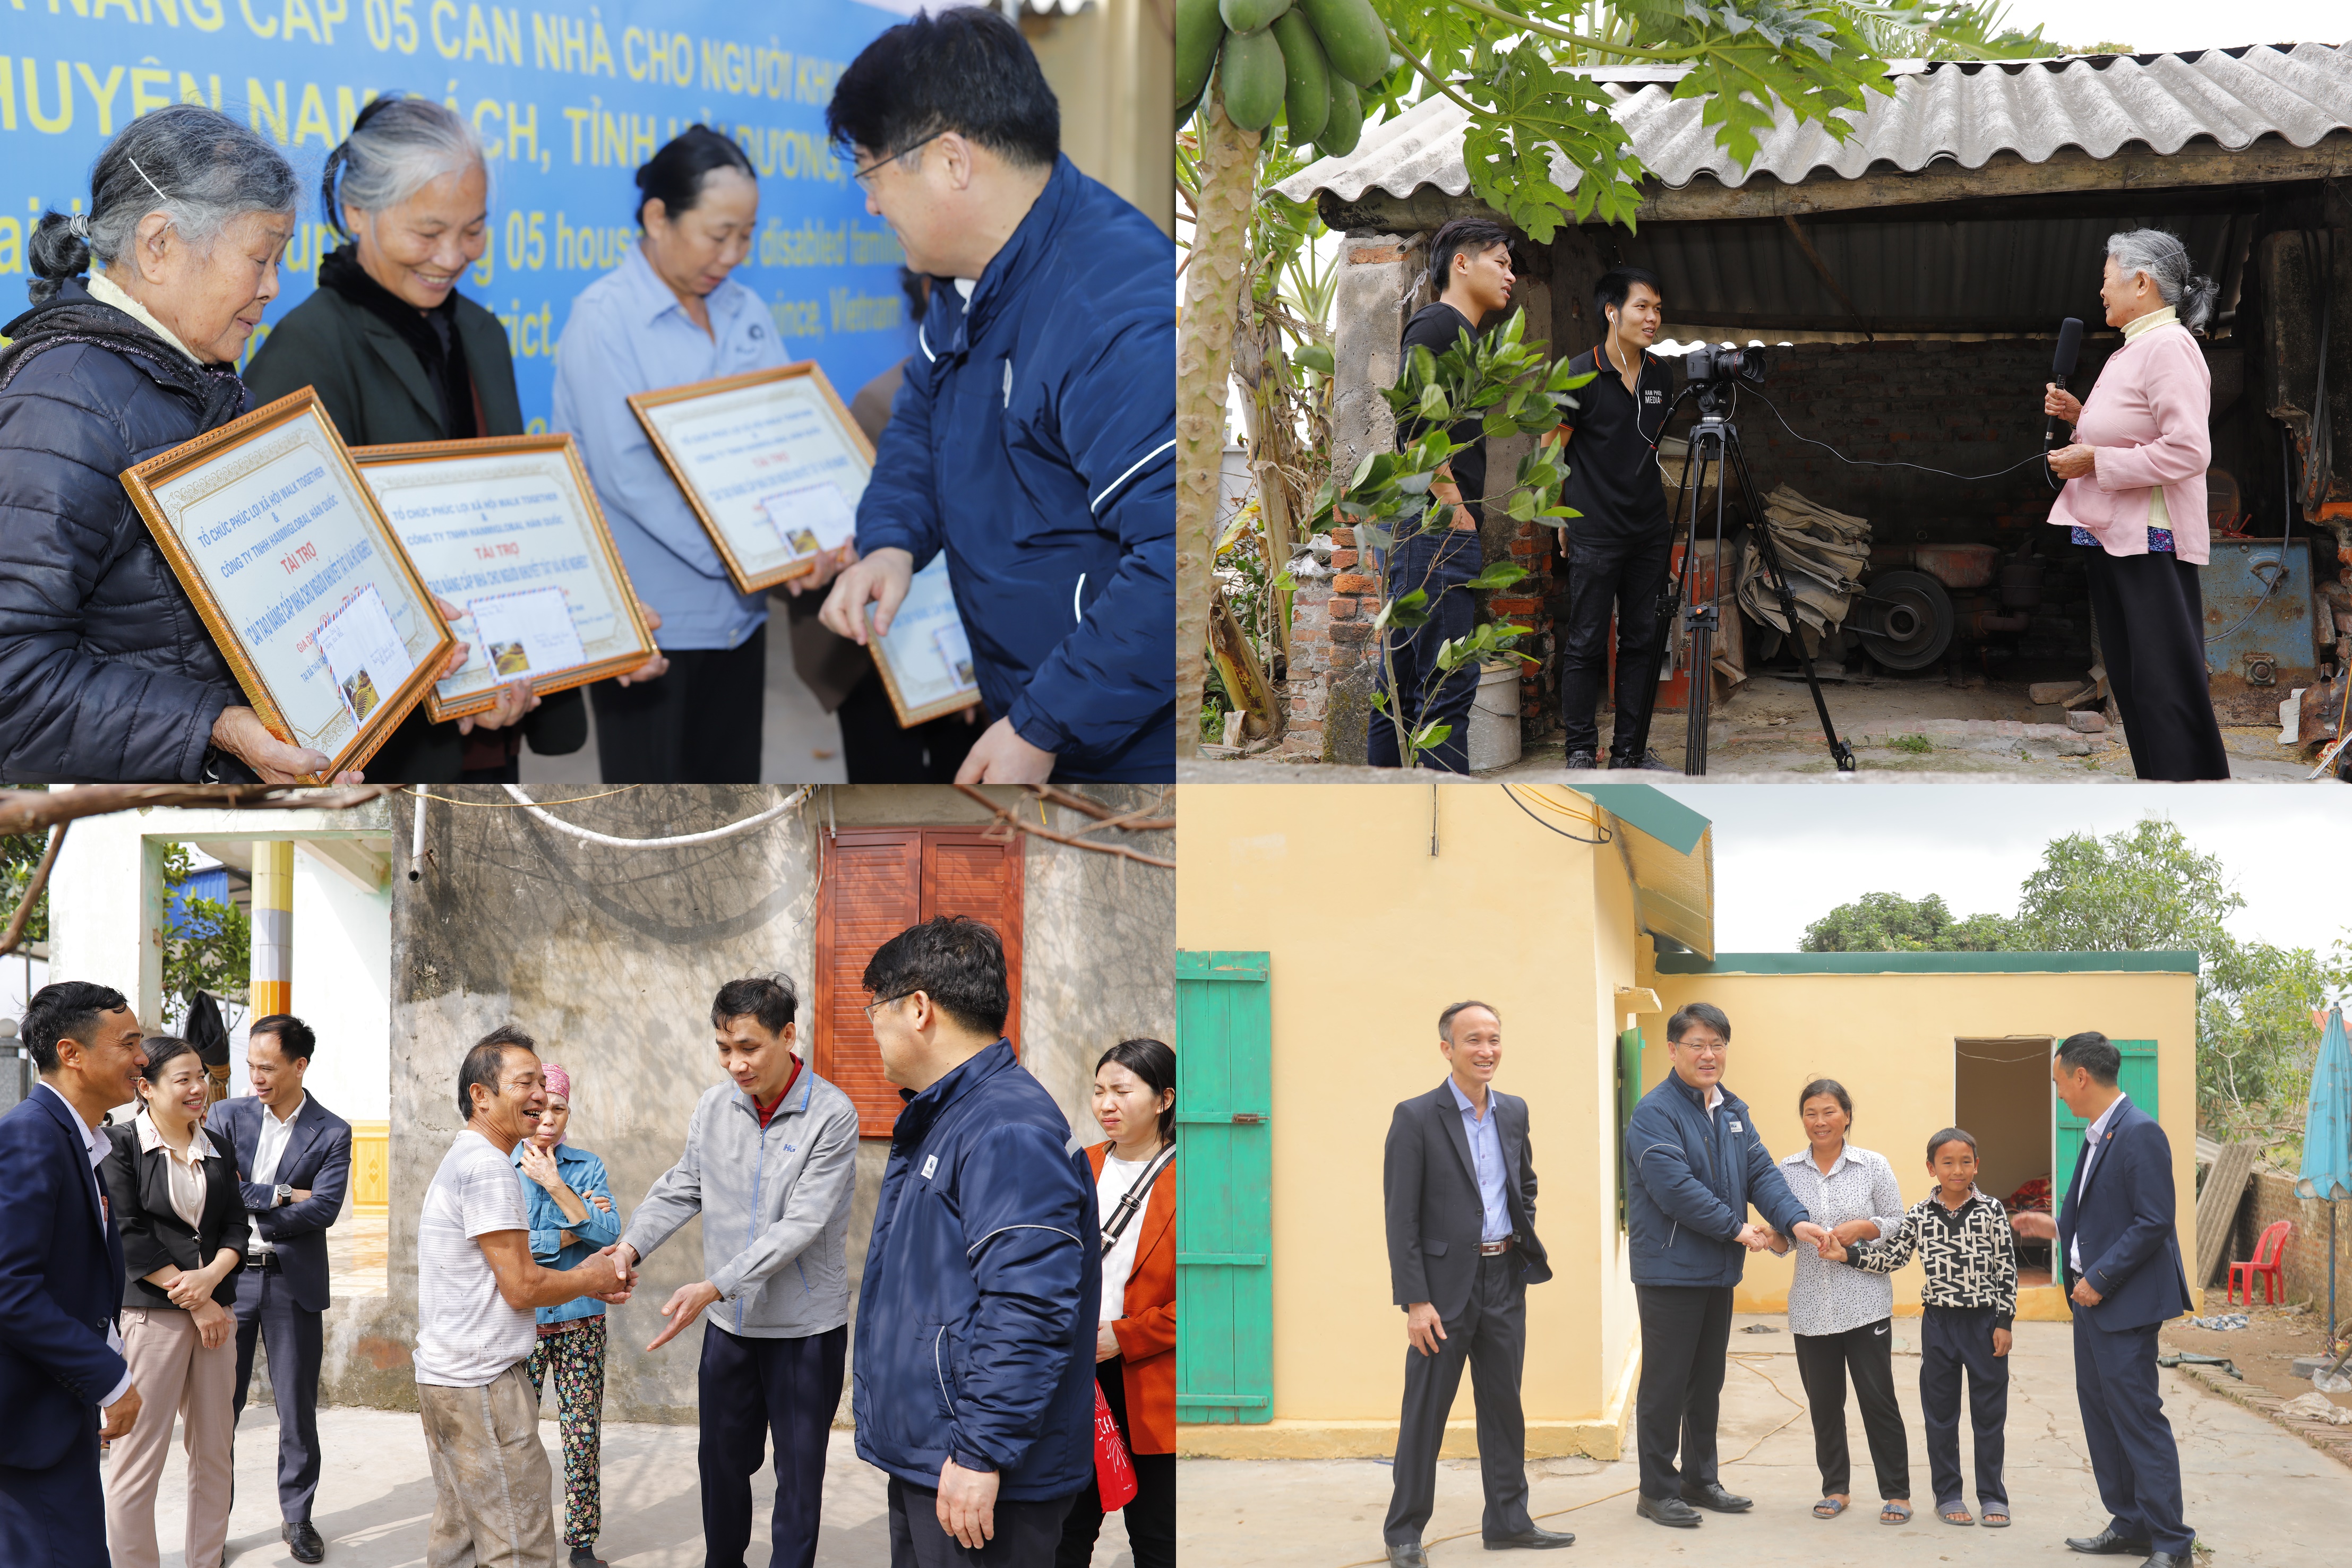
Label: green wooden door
xmin=1175 ymin=950 xmax=1273 ymax=1425
xmin=1617 ymin=1027 xmax=1643 ymax=1231
xmin=2055 ymin=1039 xmax=2157 ymax=1208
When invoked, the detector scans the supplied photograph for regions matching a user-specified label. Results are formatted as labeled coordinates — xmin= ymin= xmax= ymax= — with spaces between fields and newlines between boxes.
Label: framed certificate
xmin=869 ymin=556 xmax=985 ymax=726
xmin=119 ymin=387 xmax=457 ymax=779
xmin=350 ymin=434 xmax=659 ymax=722
xmin=628 ymin=363 xmax=874 ymax=595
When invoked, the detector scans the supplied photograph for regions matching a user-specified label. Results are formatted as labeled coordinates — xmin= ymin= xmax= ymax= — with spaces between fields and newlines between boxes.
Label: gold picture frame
xmin=119 ymin=386 xmax=457 ymax=780
xmin=626 ymin=362 xmax=875 ymax=595
xmin=349 ymin=434 xmax=659 ymax=723
xmin=865 ymin=557 xmax=985 ymax=727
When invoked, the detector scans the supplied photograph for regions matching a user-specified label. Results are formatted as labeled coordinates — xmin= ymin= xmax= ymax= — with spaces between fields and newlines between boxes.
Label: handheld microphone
xmin=2045 ymin=316 xmax=2083 ymax=453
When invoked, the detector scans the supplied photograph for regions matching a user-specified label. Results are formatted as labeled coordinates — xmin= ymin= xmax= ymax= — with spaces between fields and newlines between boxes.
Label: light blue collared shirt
xmin=550 ymin=243 xmax=786 ymax=650
xmin=2069 ymin=1092 xmax=2130 ymax=1273
xmin=1445 ymin=1077 xmax=1513 ymax=1244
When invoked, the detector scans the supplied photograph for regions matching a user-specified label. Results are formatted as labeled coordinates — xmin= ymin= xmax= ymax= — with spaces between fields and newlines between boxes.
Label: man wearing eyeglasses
xmin=1624 ymin=1003 xmax=1829 ymax=1530
xmin=818 ymin=7 xmax=1174 ymax=785
xmin=606 ymin=975 xmax=860 ymax=1568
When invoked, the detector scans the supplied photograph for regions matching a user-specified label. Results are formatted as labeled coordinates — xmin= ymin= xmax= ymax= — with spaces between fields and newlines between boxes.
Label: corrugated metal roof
xmin=1277 ymin=42 xmax=2352 ymax=208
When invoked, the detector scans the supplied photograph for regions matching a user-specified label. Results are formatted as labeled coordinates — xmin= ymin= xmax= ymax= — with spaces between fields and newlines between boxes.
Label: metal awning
xmin=1575 ymin=785 xmax=1715 ymax=960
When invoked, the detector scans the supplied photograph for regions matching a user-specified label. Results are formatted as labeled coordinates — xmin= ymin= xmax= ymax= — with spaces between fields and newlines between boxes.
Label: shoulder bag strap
xmin=1100 ymin=1143 xmax=1177 ymax=1253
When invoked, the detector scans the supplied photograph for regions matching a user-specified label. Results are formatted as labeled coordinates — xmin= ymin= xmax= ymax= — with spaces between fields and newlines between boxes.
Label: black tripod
xmin=1625 ymin=382 xmax=1856 ymax=774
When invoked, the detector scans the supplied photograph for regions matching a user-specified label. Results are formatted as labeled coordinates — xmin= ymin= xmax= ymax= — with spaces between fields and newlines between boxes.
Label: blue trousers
xmin=698 ymin=1320 xmax=847 ymax=1568
xmin=230 ymin=1265 xmax=324 ymax=1523
xmin=2072 ymin=1312 xmax=2193 ymax=1555
xmin=0 ymin=1433 xmax=106 ymax=1568
xmin=1919 ymin=1305 xmax=2006 ymax=1510
xmin=1366 ymin=529 xmax=1483 ymax=773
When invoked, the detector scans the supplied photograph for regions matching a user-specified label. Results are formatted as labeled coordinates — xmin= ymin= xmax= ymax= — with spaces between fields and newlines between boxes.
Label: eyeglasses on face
xmin=862 ymin=993 xmax=910 ymax=1022
xmin=852 ymin=131 xmax=948 ymax=191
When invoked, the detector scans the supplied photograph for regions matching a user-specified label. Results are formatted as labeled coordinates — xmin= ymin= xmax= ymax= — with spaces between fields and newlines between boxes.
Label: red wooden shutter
xmin=814 ymin=827 xmax=1024 ymax=1138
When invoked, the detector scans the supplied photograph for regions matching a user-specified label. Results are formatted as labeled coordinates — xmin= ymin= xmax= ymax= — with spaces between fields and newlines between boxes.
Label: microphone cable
xmin=1740 ymin=385 xmax=2056 ymax=484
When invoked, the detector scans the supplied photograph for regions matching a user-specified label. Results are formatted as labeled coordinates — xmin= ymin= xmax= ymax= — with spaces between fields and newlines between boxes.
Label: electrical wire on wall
xmin=499 ymin=785 xmax=811 ymax=848
xmin=1502 ymin=784 xmax=1614 ymax=844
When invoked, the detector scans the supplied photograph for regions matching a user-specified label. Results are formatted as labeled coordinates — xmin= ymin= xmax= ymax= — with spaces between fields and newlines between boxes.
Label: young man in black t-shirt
xmin=1556 ymin=266 xmax=1678 ymax=770
xmin=1368 ymin=217 xmax=1517 ymax=772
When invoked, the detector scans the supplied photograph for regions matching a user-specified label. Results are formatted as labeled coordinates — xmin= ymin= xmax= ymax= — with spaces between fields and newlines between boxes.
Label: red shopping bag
xmin=1093 ymin=1382 xmax=1138 ymax=1511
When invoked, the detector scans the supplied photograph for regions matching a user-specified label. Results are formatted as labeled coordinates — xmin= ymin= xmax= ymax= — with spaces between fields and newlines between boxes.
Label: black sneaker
xmin=1609 ymin=749 xmax=1677 ymax=771
xmin=1564 ymin=749 xmax=1600 ymax=771
xmin=568 ymin=1548 xmax=609 ymax=1568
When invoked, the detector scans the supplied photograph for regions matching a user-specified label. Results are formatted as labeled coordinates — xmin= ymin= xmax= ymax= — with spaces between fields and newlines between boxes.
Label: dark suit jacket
xmin=102 ymin=1118 xmax=250 ymax=1310
xmin=2056 ymin=1095 xmax=2193 ymax=1332
xmin=0 ymin=1087 xmax=129 ymax=1471
xmin=204 ymin=1093 xmax=351 ymax=1314
xmin=1385 ymin=1079 xmax=1550 ymax=1321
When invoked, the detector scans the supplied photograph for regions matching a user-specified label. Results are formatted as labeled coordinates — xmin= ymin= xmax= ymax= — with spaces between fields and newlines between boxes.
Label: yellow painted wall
xmin=348 ymin=1120 xmax=390 ymax=1216
xmin=1175 ymin=785 xmax=1642 ymax=1441
xmin=1639 ymin=968 xmax=2199 ymax=1315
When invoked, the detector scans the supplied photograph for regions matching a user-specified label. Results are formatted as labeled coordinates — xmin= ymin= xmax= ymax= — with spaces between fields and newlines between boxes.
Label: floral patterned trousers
xmin=523 ymin=1315 xmax=606 ymax=1548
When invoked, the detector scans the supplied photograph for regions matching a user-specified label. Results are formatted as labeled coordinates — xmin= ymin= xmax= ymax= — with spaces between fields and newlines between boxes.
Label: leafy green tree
xmin=159 ymin=845 xmax=250 ymax=1032
xmin=1313 ymin=306 xmax=1590 ymax=764
xmin=2 ymin=831 xmax=54 ymax=950
xmin=2007 ymin=820 xmax=2238 ymax=956
xmin=1802 ymin=890 xmax=2010 ymax=952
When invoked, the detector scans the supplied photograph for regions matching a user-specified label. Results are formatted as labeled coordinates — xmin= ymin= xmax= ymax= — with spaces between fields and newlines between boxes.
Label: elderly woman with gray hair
xmin=2043 ymin=228 xmax=2229 ymax=780
xmin=0 ymin=106 xmax=349 ymax=782
xmin=244 ymin=95 xmax=664 ymax=782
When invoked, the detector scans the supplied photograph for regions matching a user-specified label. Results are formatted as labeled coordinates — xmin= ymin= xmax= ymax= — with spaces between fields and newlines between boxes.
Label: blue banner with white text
xmin=1 ymin=0 xmax=915 ymax=426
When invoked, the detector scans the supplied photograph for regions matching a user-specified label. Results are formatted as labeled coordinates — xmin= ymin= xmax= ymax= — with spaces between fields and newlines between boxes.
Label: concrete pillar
xmin=251 ymin=839 xmax=293 ymax=1021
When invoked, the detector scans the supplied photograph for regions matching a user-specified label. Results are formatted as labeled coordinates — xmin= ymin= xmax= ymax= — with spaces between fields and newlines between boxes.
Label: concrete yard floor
xmin=136 ymin=1406 xmax=1136 ymax=1567
xmin=1477 ymin=673 xmax=2313 ymax=779
xmin=1179 ymin=1316 xmax=2352 ymax=1567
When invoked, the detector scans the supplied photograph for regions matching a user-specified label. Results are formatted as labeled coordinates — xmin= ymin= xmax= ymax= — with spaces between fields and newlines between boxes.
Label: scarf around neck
xmin=316 ymin=242 xmax=478 ymax=440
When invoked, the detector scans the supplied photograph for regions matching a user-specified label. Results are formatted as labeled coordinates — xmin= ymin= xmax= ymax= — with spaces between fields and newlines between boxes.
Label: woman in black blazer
xmin=100 ymin=1035 xmax=248 ymax=1568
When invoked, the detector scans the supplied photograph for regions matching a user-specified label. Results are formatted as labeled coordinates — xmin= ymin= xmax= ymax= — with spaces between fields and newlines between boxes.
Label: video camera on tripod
xmin=1682 ymin=342 xmax=1770 ymax=387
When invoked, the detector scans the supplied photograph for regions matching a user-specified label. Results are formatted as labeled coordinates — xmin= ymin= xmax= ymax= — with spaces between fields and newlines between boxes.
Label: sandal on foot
xmin=1939 ymin=1505 xmax=1975 ymax=1526
xmin=1879 ymin=1502 xmax=1911 ymax=1525
xmin=1981 ymin=1510 xmax=2010 ymax=1528
xmin=1815 ymin=1496 xmax=1850 ymax=1519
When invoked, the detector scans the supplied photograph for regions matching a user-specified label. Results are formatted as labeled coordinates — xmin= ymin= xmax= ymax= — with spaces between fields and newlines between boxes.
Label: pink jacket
xmin=2046 ymin=320 xmax=2212 ymax=564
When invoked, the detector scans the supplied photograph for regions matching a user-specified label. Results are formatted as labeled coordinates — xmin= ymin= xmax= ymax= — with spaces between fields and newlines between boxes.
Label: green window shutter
xmin=2055 ymin=1039 xmax=2157 ymax=1209
xmin=1175 ymin=950 xmax=1273 ymax=1424
xmin=1617 ymin=1027 xmax=1643 ymax=1231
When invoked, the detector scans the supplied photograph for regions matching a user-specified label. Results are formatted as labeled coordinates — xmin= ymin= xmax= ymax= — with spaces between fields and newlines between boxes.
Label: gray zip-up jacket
xmin=619 ymin=1065 xmax=860 ymax=1338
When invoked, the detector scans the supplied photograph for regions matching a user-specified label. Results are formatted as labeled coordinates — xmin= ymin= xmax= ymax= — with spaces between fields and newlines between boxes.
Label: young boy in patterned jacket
xmin=1821 ymin=1127 xmax=2018 ymax=1529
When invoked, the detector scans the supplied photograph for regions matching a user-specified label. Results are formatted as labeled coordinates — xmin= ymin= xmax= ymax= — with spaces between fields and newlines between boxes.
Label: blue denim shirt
xmin=511 ymin=1142 xmax=621 ymax=1326
xmin=550 ymin=243 xmax=785 ymax=650
xmin=1445 ymin=1076 xmax=1513 ymax=1244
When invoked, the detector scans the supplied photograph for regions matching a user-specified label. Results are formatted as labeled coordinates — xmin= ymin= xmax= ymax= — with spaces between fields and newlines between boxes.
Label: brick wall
xmin=2221 ymin=1168 xmax=2352 ymax=1308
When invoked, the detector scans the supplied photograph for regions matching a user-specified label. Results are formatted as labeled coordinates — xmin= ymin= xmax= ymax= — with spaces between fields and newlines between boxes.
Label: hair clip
xmin=126 ymin=155 xmax=173 ymax=205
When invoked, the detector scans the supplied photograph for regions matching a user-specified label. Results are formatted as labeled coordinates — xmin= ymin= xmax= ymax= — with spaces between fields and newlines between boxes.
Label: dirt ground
xmin=2164 ymin=1300 xmax=2352 ymax=1413
xmin=1486 ymin=671 xmax=2316 ymax=779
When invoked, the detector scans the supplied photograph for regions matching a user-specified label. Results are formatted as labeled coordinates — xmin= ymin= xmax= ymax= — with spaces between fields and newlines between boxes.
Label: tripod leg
xmin=1723 ymin=421 xmax=1857 ymax=772
xmin=1621 ymin=442 xmax=1703 ymax=764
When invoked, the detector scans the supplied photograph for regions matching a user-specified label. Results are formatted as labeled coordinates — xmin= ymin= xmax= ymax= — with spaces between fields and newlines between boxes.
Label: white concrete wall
xmin=220 ymin=847 xmax=390 ymax=1122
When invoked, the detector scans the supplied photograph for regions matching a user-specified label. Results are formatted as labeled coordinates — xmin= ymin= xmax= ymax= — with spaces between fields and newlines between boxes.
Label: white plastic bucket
xmin=1468 ymin=660 xmax=1522 ymax=771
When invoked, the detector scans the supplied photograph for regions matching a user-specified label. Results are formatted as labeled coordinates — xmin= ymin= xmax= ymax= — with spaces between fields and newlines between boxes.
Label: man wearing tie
xmin=0 ymin=981 xmax=148 ymax=1568
xmin=2012 ymin=1032 xmax=2193 ymax=1568
xmin=1379 ymin=1001 xmax=1573 ymax=1567
xmin=206 ymin=1014 xmax=353 ymax=1566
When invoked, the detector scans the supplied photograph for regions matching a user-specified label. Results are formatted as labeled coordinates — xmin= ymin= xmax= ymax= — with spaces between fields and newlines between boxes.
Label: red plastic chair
xmin=2227 ymin=1221 xmax=2291 ymax=1305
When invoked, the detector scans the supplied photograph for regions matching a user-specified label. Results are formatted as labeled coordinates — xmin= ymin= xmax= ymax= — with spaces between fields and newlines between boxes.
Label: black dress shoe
xmin=2065 ymin=1526 xmax=2154 ymax=1555
xmin=1680 ymin=1481 xmax=1754 ymax=1513
xmin=284 ymin=1520 xmax=326 ymax=1563
xmin=1485 ymin=1524 xmax=1576 ymax=1549
xmin=2139 ymin=1554 xmax=2190 ymax=1568
xmin=1386 ymin=1544 xmax=1429 ymax=1567
xmin=1636 ymin=1493 xmax=1703 ymax=1528
xmin=568 ymin=1549 xmax=610 ymax=1568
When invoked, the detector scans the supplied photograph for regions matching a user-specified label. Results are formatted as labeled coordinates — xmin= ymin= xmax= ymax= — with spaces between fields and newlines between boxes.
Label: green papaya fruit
xmin=1218 ymin=0 xmax=1290 ymax=33
xmin=1316 ymin=74 xmax=1363 ymax=158
xmin=1179 ymin=85 xmax=1205 ymax=130
xmin=1295 ymin=0 xmax=1390 ymax=90
xmin=1220 ymin=27 xmax=1286 ymax=133
xmin=1269 ymin=10 xmax=1329 ymax=147
xmin=1175 ymin=0 xmax=1226 ymax=113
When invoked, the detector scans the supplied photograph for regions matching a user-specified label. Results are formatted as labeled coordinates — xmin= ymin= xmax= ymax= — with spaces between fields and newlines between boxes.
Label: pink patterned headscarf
xmin=540 ymin=1063 xmax=572 ymax=1106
